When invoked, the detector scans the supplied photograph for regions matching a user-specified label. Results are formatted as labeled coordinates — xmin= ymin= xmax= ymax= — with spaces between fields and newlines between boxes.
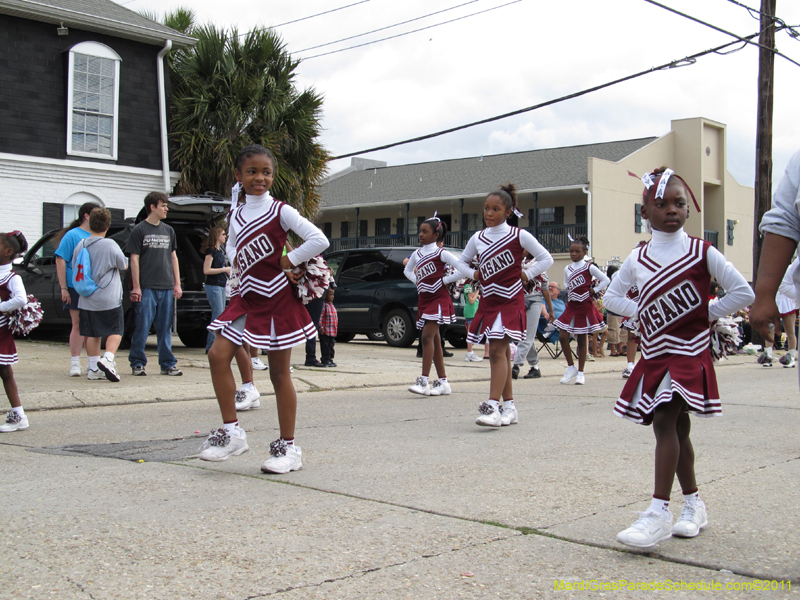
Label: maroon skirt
xmin=466 ymin=294 xmax=526 ymax=343
xmin=417 ymin=289 xmax=455 ymax=329
xmin=554 ymin=300 xmax=605 ymax=335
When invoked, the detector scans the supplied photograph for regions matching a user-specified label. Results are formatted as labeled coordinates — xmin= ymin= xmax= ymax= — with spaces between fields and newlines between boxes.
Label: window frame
xmin=66 ymin=41 xmax=122 ymax=161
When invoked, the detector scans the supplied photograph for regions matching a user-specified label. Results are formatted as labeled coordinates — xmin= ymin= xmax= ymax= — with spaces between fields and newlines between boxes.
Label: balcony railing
xmin=327 ymin=223 xmax=587 ymax=254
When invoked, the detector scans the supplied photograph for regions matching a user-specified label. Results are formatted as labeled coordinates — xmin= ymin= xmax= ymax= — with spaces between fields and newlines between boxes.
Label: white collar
xmin=650 ymin=227 xmax=685 ymax=244
xmin=488 ymin=223 xmax=510 ymax=234
xmin=420 ymin=242 xmax=438 ymax=253
xmin=245 ymin=192 xmax=273 ymax=204
xmin=0 ymin=263 xmax=11 ymax=273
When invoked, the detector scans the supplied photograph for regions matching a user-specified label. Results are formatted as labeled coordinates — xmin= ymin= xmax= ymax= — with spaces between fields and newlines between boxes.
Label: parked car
xmin=324 ymin=246 xmax=467 ymax=348
xmin=16 ymin=194 xmax=231 ymax=348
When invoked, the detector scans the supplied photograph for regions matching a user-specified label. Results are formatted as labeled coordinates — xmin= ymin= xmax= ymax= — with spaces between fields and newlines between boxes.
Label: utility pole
xmin=753 ymin=0 xmax=776 ymax=281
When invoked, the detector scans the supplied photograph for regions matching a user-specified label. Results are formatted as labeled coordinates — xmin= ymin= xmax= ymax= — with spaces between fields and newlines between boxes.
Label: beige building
xmin=316 ymin=117 xmax=754 ymax=281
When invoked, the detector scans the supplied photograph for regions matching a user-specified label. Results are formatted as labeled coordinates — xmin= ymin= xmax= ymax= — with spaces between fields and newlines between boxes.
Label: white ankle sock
xmin=88 ymin=356 xmax=99 ymax=370
xmin=683 ymin=491 xmax=701 ymax=506
xmin=439 ymin=377 xmax=447 ymax=382
xmin=766 ymin=347 xmax=773 ymax=357
xmin=241 ymin=382 xmax=254 ymax=391
xmin=790 ymin=349 xmax=797 ymax=359
xmin=487 ymin=399 xmax=500 ymax=410
xmin=12 ymin=406 xmax=24 ymax=416
xmin=103 ymin=352 xmax=114 ymax=362
xmin=504 ymin=399 xmax=515 ymax=408
xmin=627 ymin=362 xmax=635 ymax=370
xmin=649 ymin=497 xmax=670 ymax=518
xmin=71 ymin=356 xmax=80 ymax=364
xmin=224 ymin=422 xmax=243 ymax=437
xmin=420 ymin=375 xmax=429 ymax=385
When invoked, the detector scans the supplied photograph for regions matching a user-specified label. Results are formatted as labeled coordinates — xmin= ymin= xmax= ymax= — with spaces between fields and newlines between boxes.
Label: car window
xmin=325 ymin=253 xmax=344 ymax=280
xmin=385 ymin=250 xmax=411 ymax=281
xmin=338 ymin=251 xmax=387 ymax=284
xmin=28 ymin=233 xmax=60 ymax=267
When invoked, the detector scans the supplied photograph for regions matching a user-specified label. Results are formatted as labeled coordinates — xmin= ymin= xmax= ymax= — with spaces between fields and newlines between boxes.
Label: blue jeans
xmin=205 ymin=284 xmax=226 ymax=351
xmin=129 ymin=288 xmax=176 ymax=370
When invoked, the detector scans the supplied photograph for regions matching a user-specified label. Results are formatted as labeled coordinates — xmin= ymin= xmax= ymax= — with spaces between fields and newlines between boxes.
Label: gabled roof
xmin=320 ymin=137 xmax=657 ymax=209
xmin=0 ymin=0 xmax=196 ymax=47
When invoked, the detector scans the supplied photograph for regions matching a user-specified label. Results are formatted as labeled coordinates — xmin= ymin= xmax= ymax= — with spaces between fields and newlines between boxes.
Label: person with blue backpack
xmin=71 ymin=208 xmax=128 ymax=382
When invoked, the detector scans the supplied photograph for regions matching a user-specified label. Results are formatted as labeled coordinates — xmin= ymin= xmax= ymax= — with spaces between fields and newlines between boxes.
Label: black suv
xmin=16 ymin=194 xmax=230 ymax=347
xmin=324 ymin=246 xmax=467 ymax=348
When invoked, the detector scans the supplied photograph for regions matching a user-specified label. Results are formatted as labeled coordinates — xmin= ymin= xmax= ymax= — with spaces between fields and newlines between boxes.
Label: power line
xmin=237 ymin=1 xmax=372 ymax=38
xmin=332 ymin=32 xmax=761 ymax=160
xmin=643 ymin=0 xmax=800 ymax=67
xmin=301 ymin=0 xmax=523 ymax=60
xmin=724 ymin=0 xmax=800 ymax=37
xmin=297 ymin=0 xmax=483 ymax=53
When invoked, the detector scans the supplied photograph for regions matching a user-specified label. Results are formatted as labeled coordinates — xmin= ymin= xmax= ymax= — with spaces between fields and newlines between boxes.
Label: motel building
xmin=315 ymin=117 xmax=755 ymax=281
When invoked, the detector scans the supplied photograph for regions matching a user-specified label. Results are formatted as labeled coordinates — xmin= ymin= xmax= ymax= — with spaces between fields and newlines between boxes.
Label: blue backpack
xmin=72 ymin=238 xmax=106 ymax=297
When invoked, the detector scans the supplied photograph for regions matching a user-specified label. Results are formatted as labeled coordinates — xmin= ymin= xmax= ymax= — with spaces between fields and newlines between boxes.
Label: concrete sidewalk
xmin=1 ymin=336 xmax=798 ymax=599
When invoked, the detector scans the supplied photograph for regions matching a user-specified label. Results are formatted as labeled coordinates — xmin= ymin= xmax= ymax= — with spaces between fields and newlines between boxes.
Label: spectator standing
xmin=463 ymin=283 xmax=482 ymax=361
xmin=201 ymin=227 xmax=231 ymax=353
xmin=319 ymin=286 xmax=338 ymax=367
xmin=55 ymin=201 xmax=98 ymax=376
xmin=126 ymin=192 xmax=183 ymax=376
xmin=73 ymin=208 xmax=128 ymax=382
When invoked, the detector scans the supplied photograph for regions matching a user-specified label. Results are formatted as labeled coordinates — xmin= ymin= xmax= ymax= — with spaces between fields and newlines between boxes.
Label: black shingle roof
xmin=320 ymin=137 xmax=657 ymax=208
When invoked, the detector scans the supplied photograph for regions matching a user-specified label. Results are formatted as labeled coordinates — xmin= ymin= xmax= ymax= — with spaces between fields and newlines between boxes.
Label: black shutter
xmin=42 ymin=202 xmax=63 ymax=235
xmin=554 ymin=206 xmax=564 ymax=225
xmin=108 ymin=207 xmax=125 ymax=221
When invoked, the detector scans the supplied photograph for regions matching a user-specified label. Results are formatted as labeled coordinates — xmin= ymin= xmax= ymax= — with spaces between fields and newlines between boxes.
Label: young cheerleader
xmin=404 ymin=216 xmax=463 ymax=396
xmin=0 ymin=232 xmax=30 ymax=433
xmin=456 ymin=184 xmax=554 ymax=426
xmin=201 ymin=145 xmax=329 ymax=472
xmin=554 ymin=238 xmax=610 ymax=385
xmin=604 ymin=167 xmax=754 ymax=548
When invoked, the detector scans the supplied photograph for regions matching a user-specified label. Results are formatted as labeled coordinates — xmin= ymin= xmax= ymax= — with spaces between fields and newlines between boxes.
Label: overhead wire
xmin=297 ymin=0 xmax=484 ymax=53
xmin=643 ymin=0 xmax=800 ymax=67
xmin=300 ymin=0 xmax=523 ymax=60
xmin=236 ymin=0 xmax=372 ymax=38
xmin=723 ymin=0 xmax=800 ymax=38
xmin=331 ymin=32 xmax=764 ymax=159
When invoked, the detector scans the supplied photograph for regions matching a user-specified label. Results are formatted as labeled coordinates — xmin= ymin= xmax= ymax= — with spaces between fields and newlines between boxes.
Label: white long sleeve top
xmin=604 ymin=228 xmax=754 ymax=321
xmin=455 ymin=223 xmax=554 ymax=281
xmin=778 ymin=258 xmax=800 ymax=305
xmin=0 ymin=264 xmax=26 ymax=313
xmin=226 ymin=193 xmax=329 ymax=269
xmin=403 ymin=243 xmax=464 ymax=285
xmin=564 ymin=261 xmax=610 ymax=296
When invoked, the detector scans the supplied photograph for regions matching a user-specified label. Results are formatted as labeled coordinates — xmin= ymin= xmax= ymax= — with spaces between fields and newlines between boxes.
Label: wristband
xmin=61 ymin=287 xmax=68 ymax=290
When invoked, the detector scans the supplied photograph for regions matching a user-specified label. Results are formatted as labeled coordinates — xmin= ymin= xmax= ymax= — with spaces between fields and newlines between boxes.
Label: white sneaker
xmin=780 ymin=354 xmax=796 ymax=368
xmin=475 ymin=402 xmax=502 ymax=427
xmin=408 ymin=376 xmax=431 ymax=395
xmin=465 ymin=352 xmax=483 ymax=362
xmin=672 ymin=500 xmax=708 ymax=538
xmin=234 ymin=386 xmax=261 ymax=411
xmin=251 ymin=357 xmax=268 ymax=371
xmin=757 ymin=351 xmax=773 ymax=367
xmin=261 ymin=441 xmax=303 ymax=474
xmin=622 ymin=366 xmax=633 ymax=379
xmin=500 ymin=404 xmax=518 ymax=426
xmin=69 ymin=362 xmax=82 ymax=377
xmin=616 ymin=510 xmax=673 ymax=548
xmin=198 ymin=429 xmax=249 ymax=462
xmin=87 ymin=368 xmax=105 ymax=380
xmin=560 ymin=365 xmax=578 ymax=384
xmin=429 ymin=379 xmax=451 ymax=396
xmin=0 ymin=411 xmax=28 ymax=432
xmin=575 ymin=372 xmax=585 ymax=385
xmin=97 ymin=357 xmax=120 ymax=382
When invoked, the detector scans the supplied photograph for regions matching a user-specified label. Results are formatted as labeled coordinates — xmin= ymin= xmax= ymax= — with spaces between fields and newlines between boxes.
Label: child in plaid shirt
xmin=320 ymin=286 xmax=338 ymax=367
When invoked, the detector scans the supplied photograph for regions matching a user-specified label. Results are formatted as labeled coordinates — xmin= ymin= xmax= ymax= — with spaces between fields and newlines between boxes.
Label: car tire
xmin=178 ymin=326 xmax=209 ymax=348
xmin=366 ymin=332 xmax=384 ymax=341
xmin=383 ymin=309 xmax=416 ymax=347
xmin=336 ymin=332 xmax=356 ymax=343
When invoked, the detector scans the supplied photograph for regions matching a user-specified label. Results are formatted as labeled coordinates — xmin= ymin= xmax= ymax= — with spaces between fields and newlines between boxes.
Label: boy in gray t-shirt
xmin=72 ymin=208 xmax=128 ymax=383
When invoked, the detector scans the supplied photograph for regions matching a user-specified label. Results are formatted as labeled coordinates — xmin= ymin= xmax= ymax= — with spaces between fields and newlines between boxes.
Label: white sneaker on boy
xmin=616 ymin=510 xmax=673 ymax=548
xmin=672 ymin=500 xmax=708 ymax=538
xmin=87 ymin=368 xmax=105 ymax=380
xmin=261 ymin=440 xmax=303 ymax=474
xmin=560 ymin=365 xmax=578 ymax=384
xmin=251 ymin=357 xmax=268 ymax=371
xmin=408 ymin=376 xmax=431 ymax=395
xmin=234 ymin=386 xmax=261 ymax=411
xmin=475 ymin=402 xmax=502 ymax=427
xmin=198 ymin=428 xmax=249 ymax=462
xmin=465 ymin=352 xmax=483 ymax=362
xmin=97 ymin=357 xmax=120 ymax=382
xmin=429 ymin=379 xmax=451 ymax=396
xmin=69 ymin=362 xmax=82 ymax=377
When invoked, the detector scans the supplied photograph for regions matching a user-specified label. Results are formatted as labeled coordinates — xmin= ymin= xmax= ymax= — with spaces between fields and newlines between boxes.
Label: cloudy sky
xmin=122 ymin=0 xmax=800 ymax=189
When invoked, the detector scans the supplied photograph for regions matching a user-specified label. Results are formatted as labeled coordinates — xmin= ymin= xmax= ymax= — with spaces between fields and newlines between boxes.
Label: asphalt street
xmin=1 ymin=335 xmax=798 ymax=599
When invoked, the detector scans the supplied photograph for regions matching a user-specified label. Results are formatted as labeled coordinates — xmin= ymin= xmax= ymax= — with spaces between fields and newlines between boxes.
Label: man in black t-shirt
xmin=125 ymin=192 xmax=183 ymax=376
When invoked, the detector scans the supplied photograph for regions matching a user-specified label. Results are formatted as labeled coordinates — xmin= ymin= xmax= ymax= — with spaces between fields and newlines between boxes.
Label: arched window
xmin=66 ymin=41 xmax=121 ymax=160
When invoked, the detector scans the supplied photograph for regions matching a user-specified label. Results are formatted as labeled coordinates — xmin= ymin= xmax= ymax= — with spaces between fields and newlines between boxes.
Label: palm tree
xmin=157 ymin=9 xmax=329 ymax=218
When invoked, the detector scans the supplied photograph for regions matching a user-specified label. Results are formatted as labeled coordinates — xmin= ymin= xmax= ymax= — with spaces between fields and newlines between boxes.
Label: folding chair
xmin=536 ymin=317 xmax=578 ymax=360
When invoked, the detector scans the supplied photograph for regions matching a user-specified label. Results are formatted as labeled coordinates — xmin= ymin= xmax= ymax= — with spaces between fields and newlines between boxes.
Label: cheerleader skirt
xmin=208 ymin=290 xmax=316 ymax=351
xmin=621 ymin=317 xmax=641 ymax=339
xmin=467 ymin=294 xmax=526 ymax=343
xmin=554 ymin=300 xmax=605 ymax=334
xmin=776 ymin=291 xmax=798 ymax=316
xmin=614 ymin=349 xmax=720 ymax=425
xmin=0 ymin=323 xmax=18 ymax=365
xmin=416 ymin=290 xmax=455 ymax=329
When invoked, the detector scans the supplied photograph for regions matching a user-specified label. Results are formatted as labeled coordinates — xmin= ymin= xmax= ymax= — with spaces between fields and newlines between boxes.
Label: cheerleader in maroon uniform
xmin=404 ymin=216 xmax=462 ymax=396
xmin=554 ymin=238 xmax=610 ymax=385
xmin=201 ymin=145 xmax=329 ymax=473
xmin=456 ymin=184 xmax=553 ymax=427
xmin=0 ymin=232 xmax=30 ymax=433
xmin=604 ymin=167 xmax=753 ymax=549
